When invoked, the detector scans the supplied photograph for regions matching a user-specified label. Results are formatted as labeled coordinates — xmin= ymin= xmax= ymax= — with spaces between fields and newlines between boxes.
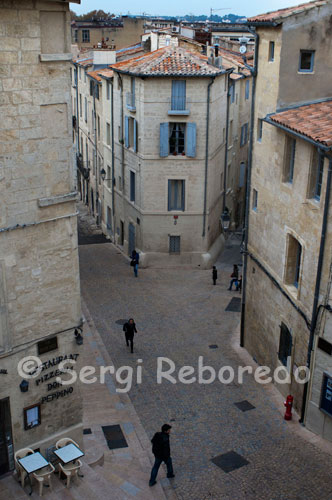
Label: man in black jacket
xmin=123 ymin=318 xmax=137 ymax=353
xmin=149 ymin=424 xmax=174 ymax=487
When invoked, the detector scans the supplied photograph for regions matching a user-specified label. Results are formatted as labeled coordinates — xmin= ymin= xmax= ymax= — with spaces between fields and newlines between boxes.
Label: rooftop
xmin=109 ymin=46 xmax=226 ymax=77
xmin=268 ymin=100 xmax=332 ymax=147
xmin=88 ymin=68 xmax=114 ymax=81
xmin=248 ymin=0 xmax=328 ymax=23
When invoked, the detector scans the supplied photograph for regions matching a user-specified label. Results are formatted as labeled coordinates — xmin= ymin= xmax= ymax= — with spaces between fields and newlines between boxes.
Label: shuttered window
xmin=245 ymin=80 xmax=250 ymax=100
xmin=124 ymin=117 xmax=137 ymax=152
xmin=130 ymin=171 xmax=135 ymax=202
xmin=171 ymin=80 xmax=186 ymax=110
xmin=160 ymin=123 xmax=196 ymax=157
xmin=169 ymin=235 xmax=181 ymax=254
xmin=278 ymin=323 xmax=292 ymax=366
xmin=168 ymin=180 xmax=185 ymax=211
xmin=240 ymin=123 xmax=248 ymax=146
xmin=283 ymin=136 xmax=296 ymax=183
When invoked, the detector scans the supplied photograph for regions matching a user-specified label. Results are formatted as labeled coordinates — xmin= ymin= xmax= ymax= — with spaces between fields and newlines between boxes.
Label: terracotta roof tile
xmin=109 ymin=46 xmax=226 ymax=76
xmin=248 ymin=0 xmax=327 ymax=23
xmin=269 ymin=100 xmax=332 ymax=147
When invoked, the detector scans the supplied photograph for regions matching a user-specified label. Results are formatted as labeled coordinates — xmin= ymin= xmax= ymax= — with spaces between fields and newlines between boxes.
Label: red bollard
xmin=284 ymin=395 xmax=293 ymax=420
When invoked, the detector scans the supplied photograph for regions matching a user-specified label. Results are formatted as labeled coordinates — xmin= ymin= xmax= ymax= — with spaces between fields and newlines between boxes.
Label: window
xmin=160 ymin=123 xmax=196 ymax=157
xmin=97 ymin=115 xmax=100 ymax=140
xmin=278 ymin=323 xmax=292 ymax=367
xmin=79 ymin=94 xmax=82 ymax=117
xmin=308 ymin=149 xmax=324 ymax=201
xmin=84 ymin=97 xmax=87 ymax=122
xmin=285 ymin=235 xmax=302 ymax=288
xmin=82 ymin=29 xmax=90 ymax=43
xmin=37 ymin=337 xmax=58 ymax=355
xmin=171 ymin=80 xmax=186 ymax=111
xmin=90 ymin=80 xmax=94 ymax=96
xmin=240 ymin=123 xmax=248 ymax=146
xmin=126 ymin=78 xmax=135 ymax=110
xmin=168 ymin=180 xmax=185 ymax=211
xmin=252 ymin=188 xmax=258 ymax=211
xmin=106 ymin=123 xmax=111 ymax=146
xmin=299 ymin=50 xmax=315 ymax=72
xmin=268 ymin=41 xmax=275 ymax=62
xmin=125 ymin=117 xmax=137 ymax=152
xmin=239 ymin=162 xmax=246 ymax=188
xmin=79 ymin=67 xmax=81 ymax=80
xmin=107 ymin=82 xmax=110 ymax=100
xmin=107 ymin=165 xmax=111 ymax=188
xmin=229 ymin=120 xmax=233 ymax=146
xmin=257 ymin=118 xmax=263 ymax=142
xmin=74 ymin=29 xmax=78 ymax=43
xmin=169 ymin=235 xmax=181 ymax=254
xmin=283 ymin=136 xmax=296 ymax=184
xmin=229 ymin=84 xmax=235 ymax=103
xmin=130 ymin=171 xmax=135 ymax=202
xmin=245 ymin=80 xmax=250 ymax=100
xmin=24 ymin=404 xmax=41 ymax=430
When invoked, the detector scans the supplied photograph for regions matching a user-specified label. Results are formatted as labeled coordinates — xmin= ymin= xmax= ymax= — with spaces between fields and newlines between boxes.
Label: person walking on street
xmin=149 ymin=424 xmax=174 ymax=487
xmin=131 ymin=250 xmax=139 ymax=277
xmin=228 ymin=264 xmax=239 ymax=291
xmin=212 ymin=266 xmax=218 ymax=286
xmin=236 ymin=274 xmax=242 ymax=292
xmin=123 ymin=318 xmax=137 ymax=353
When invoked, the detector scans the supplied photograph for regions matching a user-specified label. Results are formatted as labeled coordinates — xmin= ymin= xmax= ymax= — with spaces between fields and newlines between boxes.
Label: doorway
xmin=128 ymin=222 xmax=135 ymax=256
xmin=0 ymin=398 xmax=14 ymax=475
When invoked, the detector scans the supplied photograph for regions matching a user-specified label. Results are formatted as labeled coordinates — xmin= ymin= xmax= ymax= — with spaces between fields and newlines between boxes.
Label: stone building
xmin=71 ymin=16 xmax=145 ymax=51
xmin=242 ymin=0 xmax=332 ymax=417
xmin=0 ymin=0 xmax=82 ymax=476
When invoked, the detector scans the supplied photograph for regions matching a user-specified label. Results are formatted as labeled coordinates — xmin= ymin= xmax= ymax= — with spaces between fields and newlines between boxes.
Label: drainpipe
xmin=75 ymin=65 xmax=79 ymax=155
xmin=223 ymin=74 xmax=231 ymax=213
xmin=300 ymin=154 xmax=332 ymax=423
xmin=111 ymin=79 xmax=115 ymax=234
xmin=93 ymin=82 xmax=98 ymax=222
xmin=240 ymin=27 xmax=259 ymax=347
xmin=202 ymin=77 xmax=215 ymax=238
xmin=118 ymin=74 xmax=125 ymax=192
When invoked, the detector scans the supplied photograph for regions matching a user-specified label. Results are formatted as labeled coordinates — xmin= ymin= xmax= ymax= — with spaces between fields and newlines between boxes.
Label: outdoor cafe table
xmin=18 ymin=451 xmax=49 ymax=495
xmin=54 ymin=443 xmax=84 ymax=478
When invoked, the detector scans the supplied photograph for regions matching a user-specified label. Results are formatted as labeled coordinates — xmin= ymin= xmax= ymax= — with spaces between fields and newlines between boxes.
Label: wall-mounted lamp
xmin=74 ymin=328 xmax=83 ymax=346
xmin=20 ymin=380 xmax=29 ymax=393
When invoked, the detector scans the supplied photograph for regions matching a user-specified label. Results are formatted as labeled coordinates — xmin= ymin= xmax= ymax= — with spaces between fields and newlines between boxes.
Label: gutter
xmin=110 ymin=69 xmax=229 ymax=78
xmin=240 ymin=26 xmax=259 ymax=347
xmin=223 ymin=75 xmax=231 ymax=212
xmin=202 ymin=77 xmax=215 ymax=238
xmin=93 ymin=83 xmax=98 ymax=221
xmin=111 ymin=80 xmax=115 ymax=233
xmin=300 ymin=155 xmax=332 ymax=423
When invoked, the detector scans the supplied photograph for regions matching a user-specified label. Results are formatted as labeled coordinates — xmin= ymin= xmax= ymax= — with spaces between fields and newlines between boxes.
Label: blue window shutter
xmin=133 ymin=119 xmax=137 ymax=153
xmin=172 ymin=81 xmax=186 ymax=110
xmin=168 ymin=180 xmax=172 ymax=210
xmin=181 ymin=180 xmax=185 ymax=211
xmin=125 ymin=116 xmax=129 ymax=148
xmin=186 ymin=123 xmax=196 ymax=157
xmin=160 ymin=123 xmax=169 ymax=157
xmin=239 ymin=162 xmax=246 ymax=187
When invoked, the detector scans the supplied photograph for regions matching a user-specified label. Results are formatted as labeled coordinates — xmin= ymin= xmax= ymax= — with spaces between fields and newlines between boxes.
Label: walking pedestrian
xmin=123 ymin=318 xmax=137 ymax=353
xmin=131 ymin=250 xmax=139 ymax=277
xmin=149 ymin=424 xmax=175 ymax=487
xmin=228 ymin=264 xmax=239 ymax=290
xmin=212 ymin=266 xmax=218 ymax=286
xmin=236 ymin=274 xmax=242 ymax=292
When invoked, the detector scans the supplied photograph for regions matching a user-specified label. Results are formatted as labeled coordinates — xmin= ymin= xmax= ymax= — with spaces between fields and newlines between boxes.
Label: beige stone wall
xmin=0 ymin=0 xmax=82 ymax=459
xmin=74 ymin=18 xmax=145 ymax=50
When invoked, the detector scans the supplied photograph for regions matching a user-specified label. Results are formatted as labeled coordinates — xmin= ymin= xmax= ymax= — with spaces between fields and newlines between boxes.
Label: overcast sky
xmin=71 ymin=0 xmax=299 ymax=17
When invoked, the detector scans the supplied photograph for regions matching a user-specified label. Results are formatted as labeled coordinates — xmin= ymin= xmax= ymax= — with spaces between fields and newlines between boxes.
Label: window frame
xmin=240 ymin=123 xmax=248 ymax=147
xmin=278 ymin=323 xmax=292 ymax=367
xmin=268 ymin=41 xmax=275 ymax=62
xmin=299 ymin=50 xmax=315 ymax=73
xmin=82 ymin=29 xmax=90 ymax=43
xmin=130 ymin=170 xmax=136 ymax=203
xmin=283 ymin=136 xmax=296 ymax=184
xmin=24 ymin=403 xmax=41 ymax=430
xmin=245 ymin=80 xmax=250 ymax=100
xmin=257 ymin=118 xmax=263 ymax=142
xmin=168 ymin=179 xmax=185 ymax=212
xmin=252 ymin=188 xmax=258 ymax=211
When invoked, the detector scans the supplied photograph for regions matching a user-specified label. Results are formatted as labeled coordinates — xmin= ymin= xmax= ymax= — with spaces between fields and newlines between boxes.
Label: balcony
xmin=126 ymin=92 xmax=136 ymax=112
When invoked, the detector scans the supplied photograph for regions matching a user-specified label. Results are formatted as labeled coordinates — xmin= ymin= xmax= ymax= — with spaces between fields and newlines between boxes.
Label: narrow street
xmin=78 ymin=210 xmax=332 ymax=500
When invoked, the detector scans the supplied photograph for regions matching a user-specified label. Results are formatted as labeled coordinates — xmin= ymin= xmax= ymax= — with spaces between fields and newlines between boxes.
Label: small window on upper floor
xmin=107 ymin=82 xmax=110 ymax=100
xmin=229 ymin=84 xmax=235 ymax=104
xmin=245 ymin=80 xmax=250 ymax=100
xmin=283 ymin=136 xmax=296 ymax=184
xmin=240 ymin=123 xmax=248 ymax=147
xmin=308 ymin=148 xmax=324 ymax=201
xmin=252 ymin=188 xmax=258 ymax=211
xmin=125 ymin=116 xmax=138 ymax=152
xmin=299 ymin=50 xmax=315 ymax=73
xmin=170 ymin=80 xmax=188 ymax=114
xmin=285 ymin=235 xmax=302 ymax=289
xmin=268 ymin=41 xmax=275 ymax=62
xmin=257 ymin=118 xmax=263 ymax=142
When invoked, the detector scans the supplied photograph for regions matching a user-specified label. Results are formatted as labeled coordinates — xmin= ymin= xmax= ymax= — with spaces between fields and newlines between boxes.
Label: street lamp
xmin=74 ymin=328 xmax=83 ymax=346
xmin=100 ymin=167 xmax=106 ymax=181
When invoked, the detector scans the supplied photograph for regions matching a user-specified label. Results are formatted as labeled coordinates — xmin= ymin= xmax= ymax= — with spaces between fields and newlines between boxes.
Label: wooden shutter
xmin=172 ymin=80 xmax=186 ymax=110
xmin=125 ymin=116 xmax=129 ymax=148
xmin=133 ymin=119 xmax=137 ymax=153
xmin=186 ymin=123 xmax=196 ymax=157
xmin=160 ymin=123 xmax=169 ymax=157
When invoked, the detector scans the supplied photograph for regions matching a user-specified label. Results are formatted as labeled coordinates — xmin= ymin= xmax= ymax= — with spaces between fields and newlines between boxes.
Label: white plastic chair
xmin=55 ymin=437 xmax=80 ymax=449
xmin=58 ymin=459 xmax=82 ymax=488
xmin=33 ymin=463 xmax=55 ymax=497
xmin=14 ymin=448 xmax=34 ymax=488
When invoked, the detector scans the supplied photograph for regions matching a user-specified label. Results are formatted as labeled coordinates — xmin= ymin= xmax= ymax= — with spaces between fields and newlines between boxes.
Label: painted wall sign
xmin=41 ymin=386 xmax=74 ymax=403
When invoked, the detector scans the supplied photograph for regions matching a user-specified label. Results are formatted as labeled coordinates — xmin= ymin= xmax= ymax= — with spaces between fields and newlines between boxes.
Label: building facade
xmin=0 ymin=0 xmax=82 ymax=476
xmin=242 ymin=0 xmax=332 ymax=417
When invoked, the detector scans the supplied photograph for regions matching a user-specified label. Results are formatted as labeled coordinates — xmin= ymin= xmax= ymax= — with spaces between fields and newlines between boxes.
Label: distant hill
xmin=70 ymin=10 xmax=245 ymax=23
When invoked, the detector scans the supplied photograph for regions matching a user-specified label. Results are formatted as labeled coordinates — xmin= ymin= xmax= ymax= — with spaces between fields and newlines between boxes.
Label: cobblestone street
xmin=79 ymin=221 xmax=332 ymax=499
